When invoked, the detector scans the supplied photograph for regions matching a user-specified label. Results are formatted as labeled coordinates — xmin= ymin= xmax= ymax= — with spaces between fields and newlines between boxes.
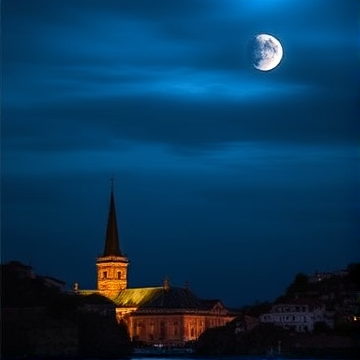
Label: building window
xmin=138 ymin=322 xmax=144 ymax=336
xmin=117 ymin=271 xmax=121 ymax=279
xmin=150 ymin=322 xmax=155 ymax=336
xmin=103 ymin=271 xmax=107 ymax=279
xmin=160 ymin=321 xmax=166 ymax=339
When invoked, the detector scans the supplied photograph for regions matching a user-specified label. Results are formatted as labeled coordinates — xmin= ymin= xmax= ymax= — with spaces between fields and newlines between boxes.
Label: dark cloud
xmin=4 ymin=90 xmax=357 ymax=157
xmin=2 ymin=0 xmax=359 ymax=307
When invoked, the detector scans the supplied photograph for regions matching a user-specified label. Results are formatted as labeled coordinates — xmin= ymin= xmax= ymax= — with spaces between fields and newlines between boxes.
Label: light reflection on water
xmin=85 ymin=356 xmax=349 ymax=360
xmin=128 ymin=357 xmax=336 ymax=360
xmin=71 ymin=358 xmax=352 ymax=360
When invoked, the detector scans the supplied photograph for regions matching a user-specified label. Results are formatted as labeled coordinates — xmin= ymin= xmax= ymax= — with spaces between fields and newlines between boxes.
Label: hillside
xmin=1 ymin=261 xmax=131 ymax=358
xmin=195 ymin=263 xmax=360 ymax=357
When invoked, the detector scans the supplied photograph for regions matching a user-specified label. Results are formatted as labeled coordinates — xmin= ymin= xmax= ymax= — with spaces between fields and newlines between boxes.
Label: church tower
xmin=96 ymin=184 xmax=129 ymax=299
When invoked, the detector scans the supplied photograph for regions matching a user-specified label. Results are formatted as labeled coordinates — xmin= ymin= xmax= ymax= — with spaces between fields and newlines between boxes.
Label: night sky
xmin=2 ymin=0 xmax=359 ymax=307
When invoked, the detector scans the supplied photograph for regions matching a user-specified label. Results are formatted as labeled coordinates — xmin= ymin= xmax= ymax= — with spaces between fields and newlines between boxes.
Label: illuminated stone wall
xmin=129 ymin=314 xmax=203 ymax=344
xmin=96 ymin=256 xmax=129 ymax=299
xmin=122 ymin=312 xmax=235 ymax=344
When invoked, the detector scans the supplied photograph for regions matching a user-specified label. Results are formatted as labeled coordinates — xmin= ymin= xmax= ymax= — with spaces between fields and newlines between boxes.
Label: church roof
xmin=103 ymin=188 xmax=123 ymax=257
xmin=113 ymin=287 xmax=162 ymax=307
xmin=113 ymin=286 xmax=206 ymax=310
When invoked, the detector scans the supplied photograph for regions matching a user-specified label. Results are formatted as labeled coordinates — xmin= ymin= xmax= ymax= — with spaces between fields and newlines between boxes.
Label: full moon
xmin=250 ymin=34 xmax=283 ymax=71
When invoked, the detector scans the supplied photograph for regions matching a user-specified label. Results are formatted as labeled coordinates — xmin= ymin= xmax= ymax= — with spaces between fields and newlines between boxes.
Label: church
xmin=79 ymin=186 xmax=236 ymax=345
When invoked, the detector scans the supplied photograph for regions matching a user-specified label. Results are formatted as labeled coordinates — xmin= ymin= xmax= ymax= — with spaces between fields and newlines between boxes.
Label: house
xmin=308 ymin=269 xmax=348 ymax=284
xmin=259 ymin=298 xmax=333 ymax=332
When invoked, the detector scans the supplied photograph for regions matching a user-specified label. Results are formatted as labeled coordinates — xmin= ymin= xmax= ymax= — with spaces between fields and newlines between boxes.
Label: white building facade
xmin=260 ymin=299 xmax=333 ymax=332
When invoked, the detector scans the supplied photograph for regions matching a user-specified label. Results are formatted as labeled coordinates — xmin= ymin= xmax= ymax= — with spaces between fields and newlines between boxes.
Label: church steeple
xmin=96 ymin=181 xmax=129 ymax=299
xmin=103 ymin=188 xmax=122 ymax=256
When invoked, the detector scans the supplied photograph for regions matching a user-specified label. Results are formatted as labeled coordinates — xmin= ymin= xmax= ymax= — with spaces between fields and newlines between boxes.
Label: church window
xmin=103 ymin=271 xmax=107 ymax=279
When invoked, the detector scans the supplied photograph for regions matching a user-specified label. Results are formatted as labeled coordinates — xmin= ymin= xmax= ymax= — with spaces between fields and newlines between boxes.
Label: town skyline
xmin=2 ymin=184 xmax=357 ymax=308
xmin=2 ymin=0 xmax=359 ymax=307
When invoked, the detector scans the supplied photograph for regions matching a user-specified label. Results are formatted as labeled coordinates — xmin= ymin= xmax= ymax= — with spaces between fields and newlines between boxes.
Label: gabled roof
xmin=202 ymin=299 xmax=223 ymax=310
xmin=113 ymin=286 xmax=205 ymax=310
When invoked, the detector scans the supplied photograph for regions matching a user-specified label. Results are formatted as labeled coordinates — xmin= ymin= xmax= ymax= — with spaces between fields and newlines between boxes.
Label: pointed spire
xmin=103 ymin=179 xmax=122 ymax=257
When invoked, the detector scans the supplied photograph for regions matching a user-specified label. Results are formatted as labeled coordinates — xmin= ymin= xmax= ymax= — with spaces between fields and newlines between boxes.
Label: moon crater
xmin=250 ymin=34 xmax=283 ymax=71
